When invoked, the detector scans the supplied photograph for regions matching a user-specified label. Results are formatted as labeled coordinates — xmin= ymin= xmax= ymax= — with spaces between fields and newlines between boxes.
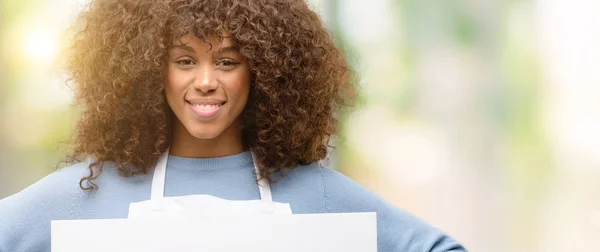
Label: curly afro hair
xmin=67 ymin=0 xmax=356 ymax=190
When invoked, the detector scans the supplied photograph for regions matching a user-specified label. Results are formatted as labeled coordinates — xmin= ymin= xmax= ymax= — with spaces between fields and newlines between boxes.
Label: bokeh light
xmin=23 ymin=28 xmax=59 ymax=65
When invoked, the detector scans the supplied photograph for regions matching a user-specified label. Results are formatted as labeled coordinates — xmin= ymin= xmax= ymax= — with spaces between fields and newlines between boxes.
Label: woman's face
xmin=165 ymin=33 xmax=251 ymax=140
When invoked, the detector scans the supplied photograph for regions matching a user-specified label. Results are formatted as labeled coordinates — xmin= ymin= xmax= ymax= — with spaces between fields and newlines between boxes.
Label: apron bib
xmin=128 ymin=148 xmax=292 ymax=219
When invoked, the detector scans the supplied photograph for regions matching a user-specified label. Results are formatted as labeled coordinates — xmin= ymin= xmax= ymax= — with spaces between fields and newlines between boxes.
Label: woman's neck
xmin=169 ymin=120 xmax=245 ymax=158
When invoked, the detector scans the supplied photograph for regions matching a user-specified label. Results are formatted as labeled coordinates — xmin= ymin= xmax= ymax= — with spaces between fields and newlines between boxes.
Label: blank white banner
xmin=52 ymin=212 xmax=377 ymax=252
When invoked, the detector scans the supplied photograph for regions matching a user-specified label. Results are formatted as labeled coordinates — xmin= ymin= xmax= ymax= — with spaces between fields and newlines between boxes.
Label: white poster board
xmin=52 ymin=212 xmax=377 ymax=252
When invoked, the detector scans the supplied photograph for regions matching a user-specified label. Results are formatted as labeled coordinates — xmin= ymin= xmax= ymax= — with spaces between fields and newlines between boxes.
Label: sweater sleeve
xmin=318 ymin=165 xmax=467 ymax=252
xmin=0 ymin=237 xmax=6 ymax=252
xmin=0 ymin=163 xmax=87 ymax=252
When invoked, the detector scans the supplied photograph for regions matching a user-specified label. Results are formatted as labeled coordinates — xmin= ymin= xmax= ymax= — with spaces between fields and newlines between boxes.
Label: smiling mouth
xmin=190 ymin=103 xmax=224 ymax=111
xmin=187 ymin=101 xmax=225 ymax=119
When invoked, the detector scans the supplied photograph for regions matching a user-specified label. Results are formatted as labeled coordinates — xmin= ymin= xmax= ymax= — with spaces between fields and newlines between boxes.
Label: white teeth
xmin=192 ymin=104 xmax=221 ymax=111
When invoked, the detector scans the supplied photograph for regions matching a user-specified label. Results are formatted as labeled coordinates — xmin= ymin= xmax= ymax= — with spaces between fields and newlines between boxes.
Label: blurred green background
xmin=1 ymin=0 xmax=600 ymax=251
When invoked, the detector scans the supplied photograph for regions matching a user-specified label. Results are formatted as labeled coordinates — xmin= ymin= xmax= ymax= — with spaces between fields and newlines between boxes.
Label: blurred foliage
xmin=3 ymin=0 xmax=595 ymax=250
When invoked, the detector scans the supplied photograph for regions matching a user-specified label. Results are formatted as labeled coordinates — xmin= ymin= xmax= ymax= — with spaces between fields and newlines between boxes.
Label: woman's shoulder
xmin=291 ymin=162 xmax=467 ymax=252
xmin=282 ymin=161 xmax=383 ymax=208
xmin=0 ymin=161 xmax=90 ymax=213
xmin=0 ymin=162 xmax=90 ymax=252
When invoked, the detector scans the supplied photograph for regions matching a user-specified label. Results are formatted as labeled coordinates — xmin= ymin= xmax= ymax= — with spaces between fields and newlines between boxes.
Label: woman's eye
xmin=175 ymin=59 xmax=195 ymax=66
xmin=216 ymin=59 xmax=239 ymax=68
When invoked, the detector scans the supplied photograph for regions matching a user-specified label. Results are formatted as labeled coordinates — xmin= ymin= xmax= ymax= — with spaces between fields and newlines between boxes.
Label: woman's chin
xmin=188 ymin=130 xmax=221 ymax=140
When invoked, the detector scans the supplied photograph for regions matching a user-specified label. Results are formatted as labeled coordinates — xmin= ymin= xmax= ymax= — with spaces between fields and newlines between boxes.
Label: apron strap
xmin=150 ymin=147 xmax=169 ymax=200
xmin=150 ymin=147 xmax=273 ymax=202
xmin=251 ymin=152 xmax=273 ymax=202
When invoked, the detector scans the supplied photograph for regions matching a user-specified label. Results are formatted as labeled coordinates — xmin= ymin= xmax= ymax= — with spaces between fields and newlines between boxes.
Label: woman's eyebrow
xmin=212 ymin=46 xmax=240 ymax=57
xmin=170 ymin=44 xmax=196 ymax=54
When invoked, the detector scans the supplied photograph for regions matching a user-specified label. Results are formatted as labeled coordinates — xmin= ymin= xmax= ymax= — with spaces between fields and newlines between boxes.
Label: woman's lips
xmin=188 ymin=102 xmax=224 ymax=118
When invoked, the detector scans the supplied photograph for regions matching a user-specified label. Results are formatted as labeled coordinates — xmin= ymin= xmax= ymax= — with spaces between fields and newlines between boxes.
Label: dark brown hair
xmin=67 ymin=0 xmax=355 ymax=189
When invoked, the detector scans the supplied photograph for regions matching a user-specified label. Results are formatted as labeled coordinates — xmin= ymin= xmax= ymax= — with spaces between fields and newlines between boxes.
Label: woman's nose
xmin=193 ymin=64 xmax=218 ymax=93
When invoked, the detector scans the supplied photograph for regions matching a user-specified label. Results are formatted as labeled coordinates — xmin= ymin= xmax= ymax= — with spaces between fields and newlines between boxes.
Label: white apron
xmin=52 ymin=149 xmax=378 ymax=251
xmin=128 ymin=148 xmax=292 ymax=219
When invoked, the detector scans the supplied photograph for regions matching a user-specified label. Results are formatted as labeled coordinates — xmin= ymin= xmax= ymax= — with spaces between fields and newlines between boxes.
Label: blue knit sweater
xmin=0 ymin=151 xmax=466 ymax=251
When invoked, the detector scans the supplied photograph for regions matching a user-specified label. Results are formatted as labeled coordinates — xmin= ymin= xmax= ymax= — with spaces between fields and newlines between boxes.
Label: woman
xmin=0 ymin=0 xmax=466 ymax=251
